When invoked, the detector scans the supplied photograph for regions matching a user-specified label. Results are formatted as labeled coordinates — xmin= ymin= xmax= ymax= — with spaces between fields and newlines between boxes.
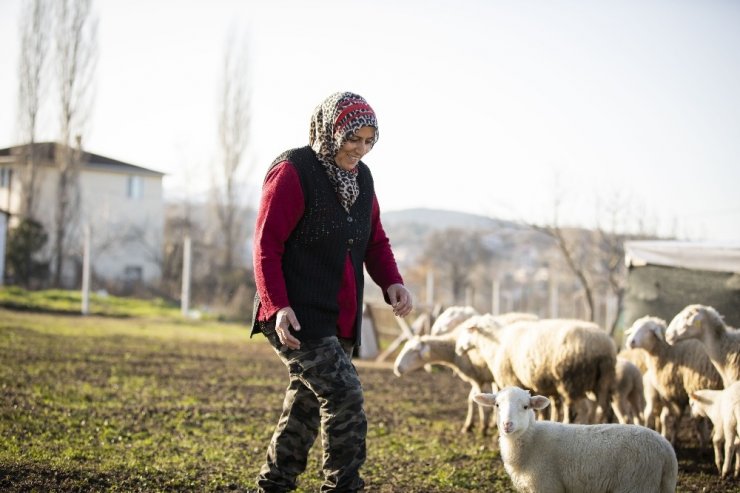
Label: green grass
xmin=0 ymin=308 xmax=269 ymax=492
xmin=0 ymin=305 xmax=511 ymax=492
xmin=0 ymin=286 xmax=183 ymax=318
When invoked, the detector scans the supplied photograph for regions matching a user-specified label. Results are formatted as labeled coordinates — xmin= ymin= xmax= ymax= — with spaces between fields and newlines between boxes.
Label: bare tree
xmin=533 ymin=191 xmax=597 ymax=321
xmin=536 ymin=225 xmax=597 ymax=321
xmin=211 ymin=28 xmax=252 ymax=276
xmin=52 ymin=0 xmax=97 ymax=287
xmin=420 ymin=228 xmax=493 ymax=306
xmin=16 ymin=0 xmax=51 ymax=219
xmin=594 ymin=192 xmax=656 ymax=334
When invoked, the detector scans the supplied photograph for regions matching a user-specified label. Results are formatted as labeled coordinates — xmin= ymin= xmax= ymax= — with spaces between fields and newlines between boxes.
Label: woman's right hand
xmin=276 ymin=306 xmax=302 ymax=349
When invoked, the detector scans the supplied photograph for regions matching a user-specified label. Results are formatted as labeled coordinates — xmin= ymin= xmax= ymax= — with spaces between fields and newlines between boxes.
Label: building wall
xmin=0 ymin=166 xmax=21 ymax=215
xmin=78 ymin=169 xmax=163 ymax=284
xmin=0 ymin=157 xmax=163 ymax=287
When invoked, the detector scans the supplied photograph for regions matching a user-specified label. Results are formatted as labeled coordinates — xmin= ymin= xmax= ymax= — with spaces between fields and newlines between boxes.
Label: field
xmin=0 ymin=297 xmax=736 ymax=492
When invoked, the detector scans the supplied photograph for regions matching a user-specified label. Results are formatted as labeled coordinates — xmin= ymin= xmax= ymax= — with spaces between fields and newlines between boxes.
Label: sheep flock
xmin=393 ymin=303 xmax=740 ymax=490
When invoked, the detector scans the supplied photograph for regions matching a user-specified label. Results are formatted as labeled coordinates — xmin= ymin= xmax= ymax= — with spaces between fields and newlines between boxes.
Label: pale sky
xmin=1 ymin=0 xmax=739 ymax=242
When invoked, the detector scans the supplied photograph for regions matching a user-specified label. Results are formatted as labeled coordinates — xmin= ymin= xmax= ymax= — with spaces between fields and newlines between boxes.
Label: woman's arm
xmin=253 ymin=161 xmax=304 ymax=320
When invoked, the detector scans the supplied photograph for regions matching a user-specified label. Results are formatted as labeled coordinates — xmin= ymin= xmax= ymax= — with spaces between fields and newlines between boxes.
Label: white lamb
xmin=457 ymin=318 xmax=617 ymax=424
xmin=430 ymin=305 xmax=479 ymax=336
xmin=689 ymin=381 xmax=740 ymax=478
xmin=393 ymin=328 xmax=496 ymax=435
xmin=474 ymin=386 xmax=678 ymax=493
xmin=625 ymin=315 xmax=723 ymax=446
xmin=665 ymin=304 xmax=740 ymax=387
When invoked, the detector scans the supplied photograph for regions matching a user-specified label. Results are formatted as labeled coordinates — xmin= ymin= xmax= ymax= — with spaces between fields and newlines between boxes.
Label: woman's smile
xmin=334 ymin=126 xmax=376 ymax=171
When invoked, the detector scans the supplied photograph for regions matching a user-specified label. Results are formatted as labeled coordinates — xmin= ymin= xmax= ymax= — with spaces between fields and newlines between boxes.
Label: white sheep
xmin=611 ymin=357 xmax=645 ymax=425
xmin=430 ymin=305 xmax=479 ymax=336
xmin=474 ymin=386 xmax=678 ymax=493
xmin=665 ymin=304 xmax=740 ymax=387
xmin=624 ymin=315 xmax=723 ymax=446
xmin=617 ymin=347 xmax=664 ymax=431
xmin=457 ymin=318 xmax=617 ymax=424
xmin=393 ymin=328 xmax=496 ymax=435
xmin=430 ymin=306 xmax=538 ymax=336
xmin=571 ymin=358 xmax=647 ymax=426
xmin=689 ymin=381 xmax=740 ymax=478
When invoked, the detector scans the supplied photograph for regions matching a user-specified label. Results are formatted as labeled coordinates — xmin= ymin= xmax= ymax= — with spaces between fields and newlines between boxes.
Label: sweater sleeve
xmin=364 ymin=194 xmax=404 ymax=292
xmin=253 ymin=161 xmax=304 ymax=320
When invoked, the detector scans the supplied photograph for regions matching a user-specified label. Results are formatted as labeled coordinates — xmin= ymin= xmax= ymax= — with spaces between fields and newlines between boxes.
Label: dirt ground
xmin=1 ymin=318 xmax=738 ymax=492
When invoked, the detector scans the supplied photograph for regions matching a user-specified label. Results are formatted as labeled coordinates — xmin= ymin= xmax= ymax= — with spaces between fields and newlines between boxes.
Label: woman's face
xmin=334 ymin=126 xmax=376 ymax=171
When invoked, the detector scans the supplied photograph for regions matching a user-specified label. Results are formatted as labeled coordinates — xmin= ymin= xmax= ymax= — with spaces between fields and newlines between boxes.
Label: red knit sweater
xmin=253 ymin=160 xmax=403 ymax=339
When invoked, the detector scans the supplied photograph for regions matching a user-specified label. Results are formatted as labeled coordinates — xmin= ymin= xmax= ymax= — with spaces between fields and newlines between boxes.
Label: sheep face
xmin=474 ymin=387 xmax=549 ymax=436
xmin=455 ymin=327 xmax=477 ymax=356
xmin=393 ymin=337 xmax=429 ymax=376
xmin=688 ymin=390 xmax=714 ymax=420
xmin=665 ymin=304 xmax=722 ymax=346
xmin=624 ymin=316 xmax=667 ymax=352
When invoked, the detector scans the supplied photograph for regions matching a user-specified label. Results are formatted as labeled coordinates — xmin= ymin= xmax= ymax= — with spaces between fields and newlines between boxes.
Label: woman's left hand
xmin=387 ymin=283 xmax=413 ymax=317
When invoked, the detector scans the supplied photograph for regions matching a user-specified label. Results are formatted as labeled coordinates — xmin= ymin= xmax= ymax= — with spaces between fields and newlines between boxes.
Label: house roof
xmin=0 ymin=142 xmax=165 ymax=177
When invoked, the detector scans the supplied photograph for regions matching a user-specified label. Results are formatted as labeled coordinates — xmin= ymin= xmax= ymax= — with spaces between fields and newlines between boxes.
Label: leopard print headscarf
xmin=309 ymin=92 xmax=378 ymax=212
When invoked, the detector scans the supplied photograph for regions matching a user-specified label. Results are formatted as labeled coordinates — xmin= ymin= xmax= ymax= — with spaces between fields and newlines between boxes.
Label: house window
xmin=127 ymin=175 xmax=143 ymax=199
xmin=123 ymin=265 xmax=143 ymax=282
xmin=0 ymin=167 xmax=12 ymax=188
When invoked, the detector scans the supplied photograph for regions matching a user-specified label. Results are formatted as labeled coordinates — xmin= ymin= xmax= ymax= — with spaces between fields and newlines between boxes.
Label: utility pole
xmin=81 ymin=223 xmax=90 ymax=314
xmin=181 ymin=235 xmax=191 ymax=317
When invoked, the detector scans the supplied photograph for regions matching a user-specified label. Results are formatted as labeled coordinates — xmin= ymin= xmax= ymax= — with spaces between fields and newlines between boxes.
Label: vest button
xmin=347 ymin=216 xmax=353 ymax=222
xmin=348 ymin=238 xmax=354 ymax=245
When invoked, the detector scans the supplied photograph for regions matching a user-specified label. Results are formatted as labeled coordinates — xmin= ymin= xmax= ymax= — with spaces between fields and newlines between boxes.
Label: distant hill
xmin=379 ymin=208 xmax=545 ymax=269
xmin=381 ymin=208 xmax=523 ymax=231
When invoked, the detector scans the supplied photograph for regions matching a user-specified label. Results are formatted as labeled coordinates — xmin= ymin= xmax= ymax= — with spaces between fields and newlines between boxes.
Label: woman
xmin=251 ymin=91 xmax=413 ymax=493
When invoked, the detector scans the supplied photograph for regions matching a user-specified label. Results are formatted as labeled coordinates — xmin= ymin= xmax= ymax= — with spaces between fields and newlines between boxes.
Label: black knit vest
xmin=252 ymin=146 xmax=374 ymax=342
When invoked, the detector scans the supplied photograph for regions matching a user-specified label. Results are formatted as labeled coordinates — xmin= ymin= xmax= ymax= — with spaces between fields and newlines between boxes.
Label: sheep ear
xmin=691 ymin=309 xmax=706 ymax=329
xmin=691 ymin=390 xmax=712 ymax=405
xmin=531 ymin=395 xmax=550 ymax=410
xmin=651 ymin=323 xmax=665 ymax=342
xmin=473 ymin=393 xmax=497 ymax=407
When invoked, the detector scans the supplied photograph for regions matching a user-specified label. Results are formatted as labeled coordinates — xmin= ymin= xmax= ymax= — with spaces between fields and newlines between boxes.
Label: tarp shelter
xmin=623 ymin=241 xmax=740 ymax=329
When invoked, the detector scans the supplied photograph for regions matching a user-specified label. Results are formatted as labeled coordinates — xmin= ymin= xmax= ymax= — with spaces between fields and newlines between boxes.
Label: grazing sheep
xmin=689 ymin=381 xmax=740 ymax=478
xmin=430 ymin=306 xmax=538 ymax=336
xmin=625 ymin=315 xmax=722 ymax=446
xmin=430 ymin=305 xmax=479 ymax=336
xmin=393 ymin=329 xmax=495 ymax=435
xmin=474 ymin=386 xmax=678 ymax=493
xmin=612 ymin=357 xmax=646 ymax=425
xmin=457 ymin=318 xmax=617 ymax=424
xmin=666 ymin=304 xmax=740 ymax=387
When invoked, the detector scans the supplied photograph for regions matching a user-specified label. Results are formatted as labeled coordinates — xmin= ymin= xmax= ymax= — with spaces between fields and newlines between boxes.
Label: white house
xmin=0 ymin=142 xmax=164 ymax=288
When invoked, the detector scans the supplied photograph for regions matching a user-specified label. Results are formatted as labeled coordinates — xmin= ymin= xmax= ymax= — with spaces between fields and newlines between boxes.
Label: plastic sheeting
xmin=623 ymin=241 xmax=740 ymax=329
xmin=625 ymin=241 xmax=740 ymax=274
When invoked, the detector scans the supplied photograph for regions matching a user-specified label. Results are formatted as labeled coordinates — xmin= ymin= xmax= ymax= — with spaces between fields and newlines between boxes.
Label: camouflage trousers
xmin=257 ymin=324 xmax=366 ymax=493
